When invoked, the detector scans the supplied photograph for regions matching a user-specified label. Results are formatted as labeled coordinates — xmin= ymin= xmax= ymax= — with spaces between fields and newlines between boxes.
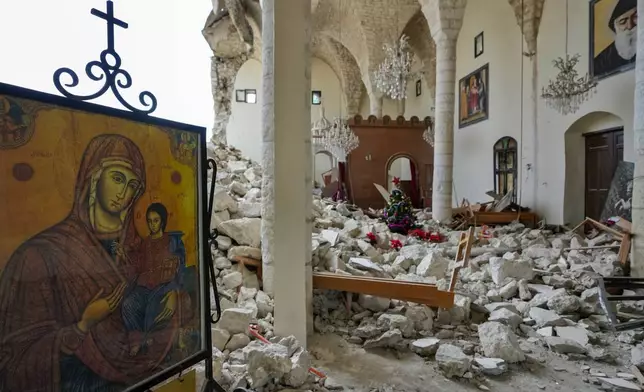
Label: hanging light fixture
xmin=321 ymin=118 xmax=359 ymax=162
xmin=373 ymin=34 xmax=414 ymax=100
xmin=372 ymin=1 xmax=414 ymax=101
xmin=322 ymin=0 xmax=359 ymax=162
xmin=311 ymin=106 xmax=332 ymax=146
xmin=422 ymin=125 xmax=435 ymax=147
xmin=541 ymin=0 xmax=596 ymax=115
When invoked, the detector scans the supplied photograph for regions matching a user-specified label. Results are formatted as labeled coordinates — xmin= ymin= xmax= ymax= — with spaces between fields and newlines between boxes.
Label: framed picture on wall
xmin=235 ymin=89 xmax=246 ymax=102
xmin=474 ymin=32 xmax=484 ymax=58
xmin=415 ymin=80 xmax=422 ymax=97
xmin=312 ymin=90 xmax=322 ymax=105
xmin=458 ymin=63 xmax=489 ymax=128
xmin=589 ymin=0 xmax=637 ymax=80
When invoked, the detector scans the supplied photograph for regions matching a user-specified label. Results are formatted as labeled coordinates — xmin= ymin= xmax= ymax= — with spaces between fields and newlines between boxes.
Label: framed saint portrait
xmin=0 ymin=82 xmax=210 ymax=392
xmin=458 ymin=63 xmax=489 ymax=128
xmin=590 ymin=0 xmax=637 ymax=80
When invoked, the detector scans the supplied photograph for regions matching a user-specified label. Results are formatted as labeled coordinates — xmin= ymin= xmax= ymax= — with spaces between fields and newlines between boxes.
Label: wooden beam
xmin=312 ymin=272 xmax=455 ymax=308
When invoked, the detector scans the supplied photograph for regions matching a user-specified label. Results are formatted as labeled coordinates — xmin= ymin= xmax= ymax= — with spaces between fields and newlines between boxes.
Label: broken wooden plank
xmin=312 ymin=272 xmax=454 ymax=308
xmin=473 ymin=211 xmax=538 ymax=228
xmin=448 ymin=227 xmax=474 ymax=292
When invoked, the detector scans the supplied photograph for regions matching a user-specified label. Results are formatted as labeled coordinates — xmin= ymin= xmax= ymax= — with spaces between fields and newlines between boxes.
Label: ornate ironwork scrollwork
xmin=52 ymin=0 xmax=157 ymax=115
xmin=206 ymin=158 xmax=222 ymax=324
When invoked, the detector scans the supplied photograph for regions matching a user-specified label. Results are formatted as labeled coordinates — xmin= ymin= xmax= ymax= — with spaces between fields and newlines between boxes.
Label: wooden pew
xmin=312 ymin=272 xmax=455 ymax=308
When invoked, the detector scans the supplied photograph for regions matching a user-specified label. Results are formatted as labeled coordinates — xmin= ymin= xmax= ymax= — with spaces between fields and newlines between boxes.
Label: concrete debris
xmin=205 ymin=142 xmax=640 ymax=390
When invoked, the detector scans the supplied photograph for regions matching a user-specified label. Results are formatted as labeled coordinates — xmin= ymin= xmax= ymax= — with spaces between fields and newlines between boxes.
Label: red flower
xmin=366 ymin=232 xmax=377 ymax=245
xmin=392 ymin=176 xmax=401 ymax=185
xmin=390 ymin=239 xmax=403 ymax=250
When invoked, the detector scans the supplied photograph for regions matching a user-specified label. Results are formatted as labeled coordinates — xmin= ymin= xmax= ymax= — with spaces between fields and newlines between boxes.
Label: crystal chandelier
xmin=311 ymin=106 xmax=332 ymax=146
xmin=373 ymin=34 xmax=414 ymax=101
xmin=422 ymin=125 xmax=435 ymax=147
xmin=541 ymin=54 xmax=596 ymax=115
xmin=541 ymin=0 xmax=596 ymax=115
xmin=321 ymin=118 xmax=359 ymax=162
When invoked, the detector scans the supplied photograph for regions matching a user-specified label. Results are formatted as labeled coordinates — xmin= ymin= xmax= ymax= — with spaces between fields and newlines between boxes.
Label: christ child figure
xmin=116 ymin=202 xmax=186 ymax=356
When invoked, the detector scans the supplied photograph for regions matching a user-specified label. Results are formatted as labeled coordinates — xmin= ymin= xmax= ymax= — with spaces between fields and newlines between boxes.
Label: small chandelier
xmin=540 ymin=0 xmax=596 ymax=115
xmin=422 ymin=125 xmax=435 ymax=147
xmin=311 ymin=106 xmax=332 ymax=146
xmin=321 ymin=118 xmax=359 ymax=162
xmin=541 ymin=54 xmax=597 ymax=115
xmin=373 ymin=34 xmax=414 ymax=101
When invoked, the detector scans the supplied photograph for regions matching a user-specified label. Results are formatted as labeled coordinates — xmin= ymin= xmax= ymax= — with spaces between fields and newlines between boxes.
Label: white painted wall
xmin=452 ymin=0 xmax=635 ymax=224
xmin=388 ymin=157 xmax=412 ymax=191
xmin=227 ymin=57 xmax=344 ymax=163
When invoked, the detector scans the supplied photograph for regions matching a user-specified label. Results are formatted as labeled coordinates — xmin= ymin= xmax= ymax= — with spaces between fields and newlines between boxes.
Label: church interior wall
xmin=535 ymin=0 xmax=635 ymax=224
xmin=452 ymin=0 xmax=527 ymax=208
xmin=563 ymin=111 xmax=624 ymax=226
xmin=227 ymin=57 xmax=344 ymax=163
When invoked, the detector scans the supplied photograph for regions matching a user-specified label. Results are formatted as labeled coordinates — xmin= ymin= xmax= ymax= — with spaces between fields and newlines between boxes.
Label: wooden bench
xmin=312 ymin=272 xmax=455 ymax=308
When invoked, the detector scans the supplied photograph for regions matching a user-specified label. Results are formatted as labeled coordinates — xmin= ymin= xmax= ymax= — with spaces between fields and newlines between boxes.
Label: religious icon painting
xmin=0 ymin=82 xmax=210 ymax=392
xmin=458 ymin=63 xmax=489 ymax=128
xmin=590 ymin=0 xmax=637 ymax=80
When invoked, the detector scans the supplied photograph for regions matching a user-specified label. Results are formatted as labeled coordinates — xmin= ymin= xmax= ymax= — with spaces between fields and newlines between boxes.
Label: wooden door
xmin=585 ymin=129 xmax=624 ymax=220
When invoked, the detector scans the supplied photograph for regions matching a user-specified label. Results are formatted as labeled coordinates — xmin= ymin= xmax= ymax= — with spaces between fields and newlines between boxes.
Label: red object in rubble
xmin=392 ymin=176 xmax=401 ymax=185
xmin=366 ymin=232 xmax=377 ymax=245
xmin=390 ymin=239 xmax=403 ymax=250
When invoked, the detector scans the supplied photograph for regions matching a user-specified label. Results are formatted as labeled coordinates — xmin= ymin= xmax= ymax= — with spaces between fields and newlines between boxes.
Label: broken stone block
xmin=218 ymin=218 xmax=261 ymax=247
xmin=410 ymin=337 xmax=441 ymax=356
xmin=416 ymin=252 xmax=450 ymax=278
xmin=473 ymin=357 xmax=508 ymax=376
xmin=478 ymin=321 xmax=525 ymax=363
xmin=555 ymin=326 xmax=589 ymax=346
xmin=358 ymin=294 xmax=390 ymax=312
xmin=225 ymin=333 xmax=251 ymax=351
xmin=631 ymin=344 xmax=644 ymax=370
xmin=223 ymin=271 xmax=243 ymax=289
xmin=547 ymin=295 xmax=580 ymax=315
xmin=405 ymin=305 xmax=434 ymax=332
xmin=489 ymin=256 xmax=533 ymax=285
xmin=597 ymin=377 xmax=642 ymax=391
xmin=348 ymin=257 xmax=383 ymax=273
xmin=218 ymin=308 xmax=254 ymax=335
xmin=529 ymin=307 xmax=567 ymax=328
xmin=436 ymin=344 xmax=472 ymax=378
xmin=243 ymin=340 xmax=292 ymax=388
xmin=364 ymin=329 xmax=404 ymax=349
xmin=499 ymin=280 xmax=519 ymax=299
xmin=377 ymin=314 xmax=414 ymax=338
xmin=283 ymin=347 xmax=311 ymax=388
xmin=536 ymin=326 xmax=554 ymax=337
xmin=212 ymin=327 xmax=231 ymax=351
xmin=544 ymin=336 xmax=587 ymax=354
xmin=488 ymin=308 xmax=523 ymax=329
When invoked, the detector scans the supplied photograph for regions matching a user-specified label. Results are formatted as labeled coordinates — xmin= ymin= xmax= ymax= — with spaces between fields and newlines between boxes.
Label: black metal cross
xmin=91 ymin=0 xmax=128 ymax=52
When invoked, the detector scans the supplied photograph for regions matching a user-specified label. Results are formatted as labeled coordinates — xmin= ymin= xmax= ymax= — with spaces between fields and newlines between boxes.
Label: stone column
xmin=210 ymin=54 xmax=247 ymax=144
xmin=397 ymin=98 xmax=406 ymax=117
xmin=369 ymin=92 xmax=383 ymax=117
xmin=631 ymin=0 xmax=644 ymax=277
xmin=260 ymin=0 xmax=312 ymax=345
xmin=422 ymin=0 xmax=467 ymax=222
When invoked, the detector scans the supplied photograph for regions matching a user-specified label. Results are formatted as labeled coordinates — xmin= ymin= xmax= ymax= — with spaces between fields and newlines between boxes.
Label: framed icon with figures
xmin=590 ymin=0 xmax=637 ymax=80
xmin=0 ymin=82 xmax=210 ymax=392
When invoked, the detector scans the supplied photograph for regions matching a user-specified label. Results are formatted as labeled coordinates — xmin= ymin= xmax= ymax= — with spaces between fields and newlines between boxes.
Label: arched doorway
xmin=386 ymin=154 xmax=420 ymax=208
xmin=314 ymin=150 xmax=334 ymax=189
xmin=564 ymin=111 xmax=624 ymax=224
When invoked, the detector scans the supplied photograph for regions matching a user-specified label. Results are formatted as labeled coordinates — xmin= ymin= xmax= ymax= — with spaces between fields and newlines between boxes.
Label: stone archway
xmin=563 ymin=111 xmax=624 ymax=225
xmin=385 ymin=153 xmax=420 ymax=207
xmin=314 ymin=150 xmax=335 ymax=188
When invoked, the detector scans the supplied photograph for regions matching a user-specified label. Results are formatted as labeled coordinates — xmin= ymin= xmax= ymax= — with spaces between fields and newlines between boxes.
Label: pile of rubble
xmin=205 ymin=142 xmax=644 ymax=392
